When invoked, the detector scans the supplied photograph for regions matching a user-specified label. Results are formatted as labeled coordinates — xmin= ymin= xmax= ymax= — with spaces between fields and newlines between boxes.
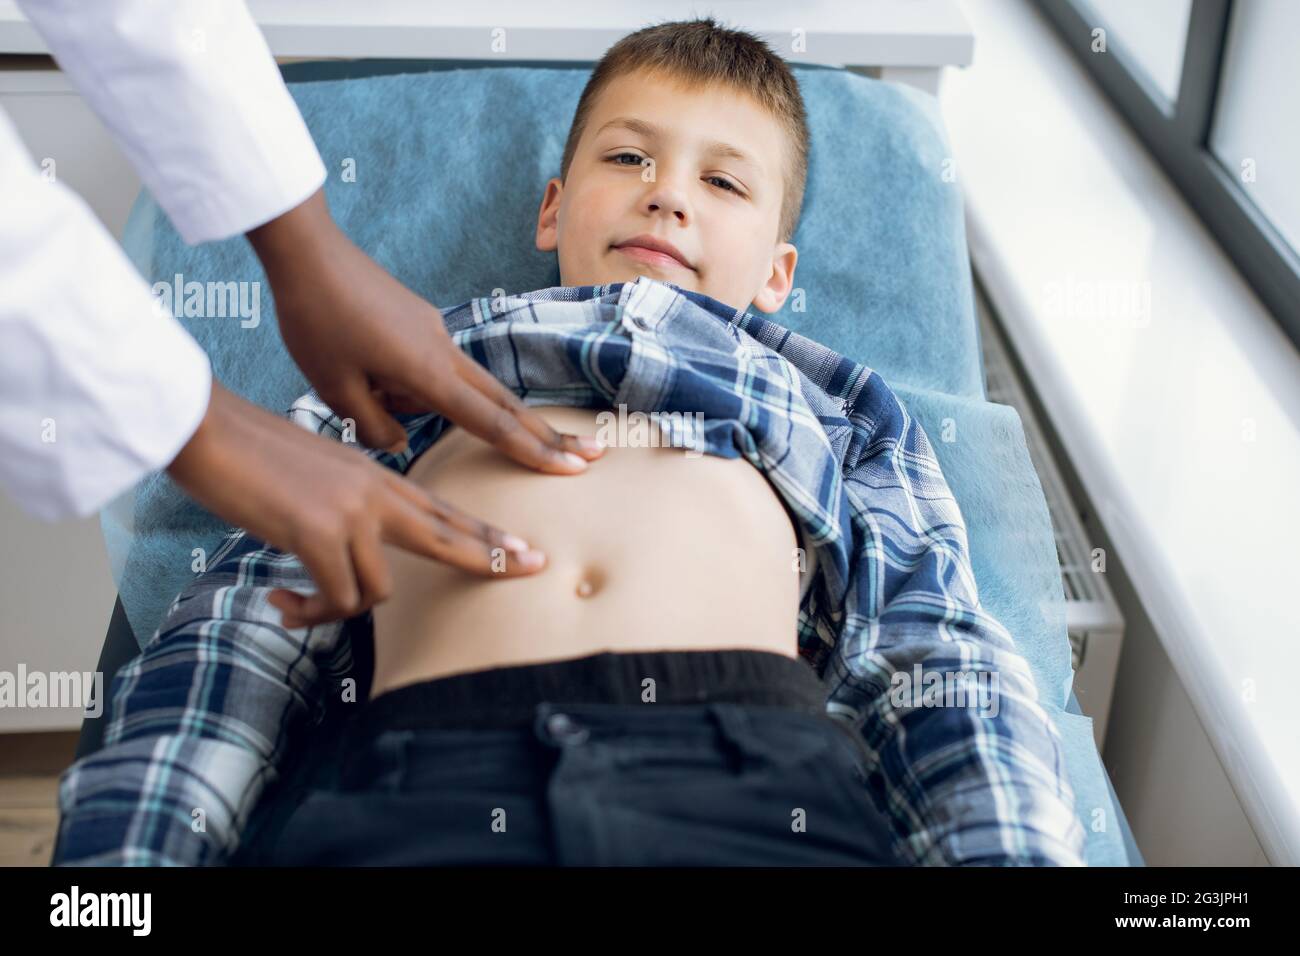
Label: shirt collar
xmin=531 ymin=275 xmax=754 ymax=328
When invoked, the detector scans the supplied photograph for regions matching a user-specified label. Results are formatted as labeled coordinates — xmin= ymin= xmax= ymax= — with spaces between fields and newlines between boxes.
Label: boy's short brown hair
xmin=559 ymin=17 xmax=810 ymax=245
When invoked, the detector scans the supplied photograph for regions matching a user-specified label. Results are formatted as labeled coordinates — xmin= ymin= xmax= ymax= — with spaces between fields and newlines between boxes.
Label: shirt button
xmin=632 ymin=315 xmax=650 ymax=330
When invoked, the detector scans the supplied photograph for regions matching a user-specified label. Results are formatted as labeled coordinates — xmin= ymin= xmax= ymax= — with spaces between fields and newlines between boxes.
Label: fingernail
xmin=516 ymin=550 xmax=545 ymax=569
xmin=503 ymin=533 xmax=531 ymax=552
xmin=578 ymin=436 xmax=605 ymax=454
xmin=562 ymin=452 xmax=587 ymax=469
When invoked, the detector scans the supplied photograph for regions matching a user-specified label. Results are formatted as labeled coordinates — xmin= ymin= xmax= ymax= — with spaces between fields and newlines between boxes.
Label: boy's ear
xmin=535 ymin=177 xmax=563 ymax=252
xmin=749 ymin=242 xmax=799 ymax=313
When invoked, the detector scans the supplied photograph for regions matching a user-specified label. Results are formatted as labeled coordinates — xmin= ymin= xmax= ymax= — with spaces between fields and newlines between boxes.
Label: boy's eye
xmin=608 ymin=153 xmax=742 ymax=196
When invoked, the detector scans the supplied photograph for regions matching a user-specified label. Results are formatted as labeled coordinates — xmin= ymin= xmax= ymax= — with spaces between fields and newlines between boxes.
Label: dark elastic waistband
xmin=347 ymin=649 xmax=828 ymax=743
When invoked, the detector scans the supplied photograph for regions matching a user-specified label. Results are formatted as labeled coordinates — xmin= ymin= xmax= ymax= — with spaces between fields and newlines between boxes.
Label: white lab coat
xmin=0 ymin=0 xmax=326 ymax=520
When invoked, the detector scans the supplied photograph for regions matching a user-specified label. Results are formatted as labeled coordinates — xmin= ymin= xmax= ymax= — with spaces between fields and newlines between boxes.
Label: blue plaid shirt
xmin=54 ymin=275 xmax=1085 ymax=866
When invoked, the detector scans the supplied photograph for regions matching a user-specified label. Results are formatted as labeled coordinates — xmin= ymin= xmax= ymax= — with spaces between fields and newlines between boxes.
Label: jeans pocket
xmin=709 ymin=707 xmax=896 ymax=864
xmin=818 ymin=717 xmax=873 ymax=785
xmin=260 ymin=788 xmax=335 ymax=865
xmin=777 ymin=714 xmax=900 ymax=864
xmin=824 ymin=756 xmax=900 ymax=862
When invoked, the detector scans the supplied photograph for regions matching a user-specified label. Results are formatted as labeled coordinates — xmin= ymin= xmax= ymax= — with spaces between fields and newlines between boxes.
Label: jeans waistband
xmin=345 ymin=649 xmax=829 ymax=744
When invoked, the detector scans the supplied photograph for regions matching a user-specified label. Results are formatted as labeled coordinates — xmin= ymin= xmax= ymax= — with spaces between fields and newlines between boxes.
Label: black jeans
xmin=239 ymin=650 xmax=899 ymax=866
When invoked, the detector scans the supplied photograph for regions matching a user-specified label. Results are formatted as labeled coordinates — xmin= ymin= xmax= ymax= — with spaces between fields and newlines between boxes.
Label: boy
xmin=54 ymin=18 xmax=1086 ymax=867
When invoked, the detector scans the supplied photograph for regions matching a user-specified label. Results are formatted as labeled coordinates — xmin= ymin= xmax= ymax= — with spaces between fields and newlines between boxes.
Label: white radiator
xmin=976 ymin=289 xmax=1126 ymax=752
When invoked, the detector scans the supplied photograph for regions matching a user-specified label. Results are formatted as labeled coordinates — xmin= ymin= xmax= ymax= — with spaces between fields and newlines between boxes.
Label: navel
xmin=575 ymin=565 xmax=607 ymax=598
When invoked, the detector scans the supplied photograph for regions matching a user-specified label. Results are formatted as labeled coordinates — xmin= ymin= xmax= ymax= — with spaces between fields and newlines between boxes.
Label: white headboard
xmin=0 ymin=0 xmax=974 ymax=97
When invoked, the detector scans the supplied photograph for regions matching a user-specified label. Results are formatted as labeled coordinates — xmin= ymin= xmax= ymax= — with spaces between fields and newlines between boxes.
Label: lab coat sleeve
xmin=16 ymin=0 xmax=327 ymax=243
xmin=0 ymin=109 xmax=212 ymax=520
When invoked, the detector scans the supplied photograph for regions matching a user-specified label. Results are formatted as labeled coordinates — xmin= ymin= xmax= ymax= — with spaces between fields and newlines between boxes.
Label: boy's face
xmin=536 ymin=68 xmax=798 ymax=314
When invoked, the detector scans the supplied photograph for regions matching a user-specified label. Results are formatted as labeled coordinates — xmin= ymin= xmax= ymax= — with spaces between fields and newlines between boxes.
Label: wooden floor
xmin=0 ymin=731 xmax=78 ymax=867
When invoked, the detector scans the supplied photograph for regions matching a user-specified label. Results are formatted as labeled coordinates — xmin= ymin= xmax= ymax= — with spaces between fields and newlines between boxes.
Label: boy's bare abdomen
xmin=370 ymin=405 xmax=803 ymax=699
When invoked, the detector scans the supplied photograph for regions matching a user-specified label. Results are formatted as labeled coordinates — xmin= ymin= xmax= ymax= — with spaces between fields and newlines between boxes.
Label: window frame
xmin=1039 ymin=0 xmax=1300 ymax=349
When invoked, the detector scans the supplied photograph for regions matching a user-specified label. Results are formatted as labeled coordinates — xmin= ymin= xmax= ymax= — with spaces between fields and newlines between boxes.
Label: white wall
xmin=0 ymin=64 xmax=141 ymax=732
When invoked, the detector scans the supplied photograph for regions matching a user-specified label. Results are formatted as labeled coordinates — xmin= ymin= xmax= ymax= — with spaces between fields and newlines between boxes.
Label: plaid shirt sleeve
xmin=822 ymin=370 xmax=1087 ymax=866
xmin=52 ymin=400 xmax=360 ymax=866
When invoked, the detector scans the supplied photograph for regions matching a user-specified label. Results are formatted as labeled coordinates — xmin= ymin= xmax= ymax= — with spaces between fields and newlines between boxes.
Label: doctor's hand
xmin=246 ymin=187 xmax=606 ymax=470
xmin=166 ymin=381 xmax=549 ymax=629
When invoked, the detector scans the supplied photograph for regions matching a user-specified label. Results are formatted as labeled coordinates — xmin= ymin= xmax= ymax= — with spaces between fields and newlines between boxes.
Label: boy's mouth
xmin=611 ymin=235 xmax=696 ymax=272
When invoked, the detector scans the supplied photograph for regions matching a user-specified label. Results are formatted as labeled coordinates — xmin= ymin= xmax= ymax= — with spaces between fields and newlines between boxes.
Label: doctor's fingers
xmin=325 ymin=378 xmax=410 ymax=455
xmin=452 ymin=347 xmax=607 ymax=462
xmin=377 ymin=493 xmax=548 ymax=578
xmin=428 ymin=347 xmax=605 ymax=472
xmin=269 ymin=537 xmax=363 ymax=630
xmin=271 ymin=520 xmax=399 ymax=629
xmin=380 ymin=470 xmax=528 ymax=551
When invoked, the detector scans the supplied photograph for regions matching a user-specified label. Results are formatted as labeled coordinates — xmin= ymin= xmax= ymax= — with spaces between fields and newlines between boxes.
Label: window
xmin=1088 ymin=0 xmax=1193 ymax=104
xmin=1208 ymin=1 xmax=1300 ymax=260
xmin=1040 ymin=0 xmax=1300 ymax=350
